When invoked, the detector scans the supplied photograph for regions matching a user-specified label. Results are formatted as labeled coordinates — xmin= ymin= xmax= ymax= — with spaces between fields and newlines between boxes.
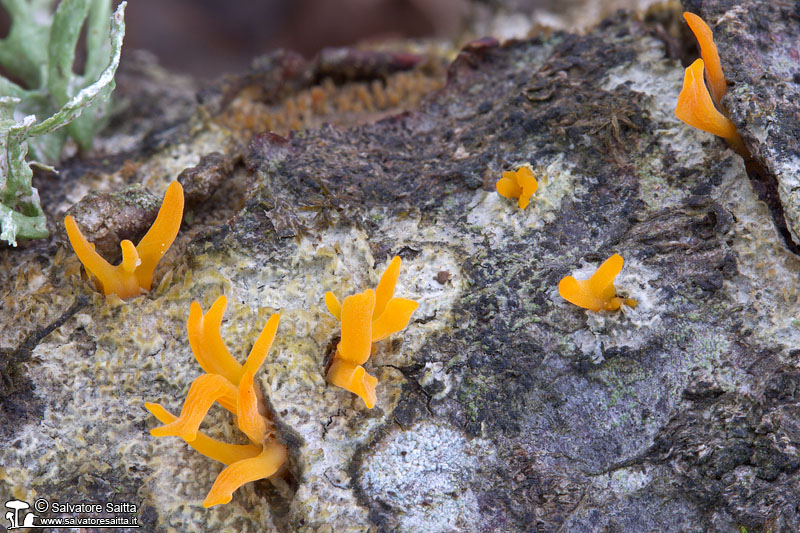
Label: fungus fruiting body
xmin=324 ymin=256 xmax=418 ymax=408
xmin=65 ymin=181 xmax=185 ymax=299
xmin=558 ymin=254 xmax=637 ymax=312
xmin=683 ymin=12 xmax=726 ymax=107
xmin=676 ymin=59 xmax=746 ymax=156
xmin=496 ymin=166 xmax=538 ymax=209
xmin=676 ymin=13 xmax=747 ymax=157
xmin=145 ymin=295 xmax=287 ymax=507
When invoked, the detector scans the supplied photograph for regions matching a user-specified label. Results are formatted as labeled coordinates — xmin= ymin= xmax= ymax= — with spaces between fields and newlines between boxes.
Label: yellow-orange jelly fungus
xmin=676 ymin=59 xmax=746 ymax=156
xmin=64 ymin=181 xmax=184 ymax=299
xmin=145 ymin=295 xmax=287 ymax=507
xmin=496 ymin=166 xmax=538 ymax=209
xmin=683 ymin=12 xmax=726 ymax=107
xmin=324 ymin=256 xmax=418 ymax=408
xmin=676 ymin=13 xmax=747 ymax=156
xmin=558 ymin=254 xmax=637 ymax=312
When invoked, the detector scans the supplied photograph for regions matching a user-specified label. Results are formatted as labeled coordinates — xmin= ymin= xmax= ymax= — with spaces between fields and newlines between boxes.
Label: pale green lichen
xmin=0 ymin=0 xmax=126 ymax=245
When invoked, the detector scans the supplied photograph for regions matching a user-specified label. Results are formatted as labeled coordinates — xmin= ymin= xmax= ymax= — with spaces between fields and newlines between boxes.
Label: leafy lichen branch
xmin=0 ymin=1 xmax=126 ymax=246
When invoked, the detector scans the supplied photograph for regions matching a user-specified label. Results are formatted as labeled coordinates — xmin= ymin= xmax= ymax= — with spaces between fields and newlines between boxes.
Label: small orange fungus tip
xmin=326 ymin=359 xmax=378 ymax=409
xmin=146 ymin=295 xmax=287 ymax=507
xmin=324 ymin=291 xmax=341 ymax=320
xmin=325 ymin=256 xmax=418 ymax=408
xmin=676 ymin=59 xmax=747 ymax=156
xmin=65 ymin=181 xmax=185 ymax=299
xmin=202 ymin=441 xmax=288 ymax=508
xmin=496 ymin=166 xmax=538 ymax=209
xmin=558 ymin=254 xmax=638 ymax=312
xmin=683 ymin=12 xmax=726 ymax=107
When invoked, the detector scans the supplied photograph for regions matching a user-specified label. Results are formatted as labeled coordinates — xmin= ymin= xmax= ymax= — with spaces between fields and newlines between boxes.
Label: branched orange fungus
xmin=558 ymin=254 xmax=637 ymax=312
xmin=676 ymin=14 xmax=748 ymax=157
xmin=145 ymin=295 xmax=287 ymax=508
xmin=683 ymin=12 xmax=726 ymax=107
xmin=496 ymin=166 xmax=538 ymax=209
xmin=676 ymin=59 xmax=746 ymax=155
xmin=324 ymin=256 xmax=418 ymax=408
xmin=64 ymin=181 xmax=184 ymax=298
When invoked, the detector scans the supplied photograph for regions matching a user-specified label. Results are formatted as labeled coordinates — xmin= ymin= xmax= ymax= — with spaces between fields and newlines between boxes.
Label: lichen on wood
xmin=0 ymin=1 xmax=126 ymax=245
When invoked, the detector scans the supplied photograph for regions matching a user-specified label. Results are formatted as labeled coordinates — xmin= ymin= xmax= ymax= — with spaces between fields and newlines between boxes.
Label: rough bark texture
xmin=1 ymin=1 xmax=799 ymax=532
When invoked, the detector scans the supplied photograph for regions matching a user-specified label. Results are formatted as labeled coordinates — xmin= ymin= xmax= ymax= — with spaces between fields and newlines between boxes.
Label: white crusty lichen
xmin=0 ymin=0 xmax=126 ymax=245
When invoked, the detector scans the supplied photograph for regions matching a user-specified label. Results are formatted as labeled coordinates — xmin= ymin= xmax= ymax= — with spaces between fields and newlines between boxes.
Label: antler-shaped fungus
xmin=328 ymin=289 xmax=380 ymax=408
xmin=676 ymin=13 xmax=748 ymax=157
xmin=324 ymin=256 xmax=418 ymax=408
xmin=145 ymin=295 xmax=287 ymax=507
xmin=65 ymin=181 xmax=184 ymax=299
xmin=558 ymin=254 xmax=637 ymax=312
xmin=676 ymin=59 xmax=746 ymax=156
xmin=683 ymin=12 xmax=726 ymax=108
